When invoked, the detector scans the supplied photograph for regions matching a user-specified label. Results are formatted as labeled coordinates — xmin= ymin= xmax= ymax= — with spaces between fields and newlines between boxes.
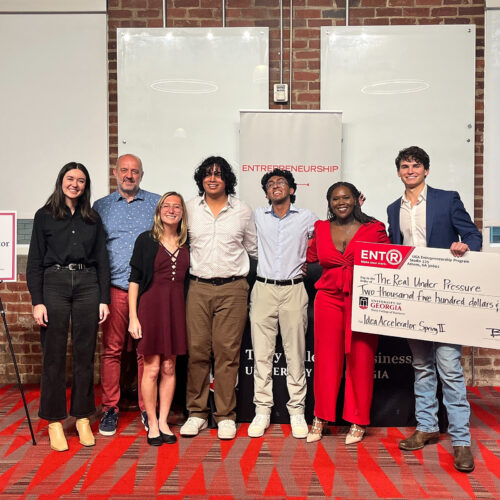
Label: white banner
xmin=239 ymin=110 xmax=342 ymax=215
xmin=0 ymin=212 xmax=16 ymax=282
xmin=352 ymin=242 xmax=500 ymax=349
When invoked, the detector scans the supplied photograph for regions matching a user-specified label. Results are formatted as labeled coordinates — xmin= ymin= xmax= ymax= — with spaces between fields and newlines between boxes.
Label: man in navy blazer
xmin=387 ymin=146 xmax=482 ymax=473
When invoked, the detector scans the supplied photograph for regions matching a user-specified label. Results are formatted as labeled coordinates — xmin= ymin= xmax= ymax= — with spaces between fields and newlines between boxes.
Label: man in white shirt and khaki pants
xmin=180 ymin=156 xmax=258 ymax=440
xmin=248 ymin=168 xmax=317 ymax=439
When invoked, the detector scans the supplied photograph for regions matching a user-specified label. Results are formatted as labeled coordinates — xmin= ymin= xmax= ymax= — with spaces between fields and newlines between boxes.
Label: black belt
xmin=190 ymin=275 xmax=245 ymax=286
xmin=256 ymin=276 xmax=303 ymax=286
xmin=51 ymin=263 xmax=90 ymax=271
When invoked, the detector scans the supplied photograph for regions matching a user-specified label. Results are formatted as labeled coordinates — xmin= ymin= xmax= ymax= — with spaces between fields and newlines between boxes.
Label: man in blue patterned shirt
xmin=93 ymin=154 xmax=160 ymax=436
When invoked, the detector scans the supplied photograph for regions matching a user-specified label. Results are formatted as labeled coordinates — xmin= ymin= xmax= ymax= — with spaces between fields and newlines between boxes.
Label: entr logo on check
xmin=360 ymin=249 xmax=403 ymax=266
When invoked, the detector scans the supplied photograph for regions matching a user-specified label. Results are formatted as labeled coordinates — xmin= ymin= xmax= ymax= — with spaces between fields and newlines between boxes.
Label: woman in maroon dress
xmin=306 ymin=182 xmax=390 ymax=445
xmin=128 ymin=192 xmax=189 ymax=446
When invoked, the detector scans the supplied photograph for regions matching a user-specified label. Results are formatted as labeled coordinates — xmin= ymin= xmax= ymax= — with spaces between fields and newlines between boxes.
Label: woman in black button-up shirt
xmin=26 ymin=162 xmax=110 ymax=452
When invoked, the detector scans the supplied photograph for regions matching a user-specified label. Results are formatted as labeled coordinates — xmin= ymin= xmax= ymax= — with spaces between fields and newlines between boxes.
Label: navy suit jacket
xmin=387 ymin=185 xmax=482 ymax=251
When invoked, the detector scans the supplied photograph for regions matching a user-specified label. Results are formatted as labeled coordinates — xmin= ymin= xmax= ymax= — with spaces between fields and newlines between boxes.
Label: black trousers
xmin=39 ymin=267 xmax=100 ymax=421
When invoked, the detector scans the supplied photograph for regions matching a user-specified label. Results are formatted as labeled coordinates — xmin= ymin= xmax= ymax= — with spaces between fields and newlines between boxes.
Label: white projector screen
xmin=117 ymin=27 xmax=269 ymax=200
xmin=0 ymin=12 xmax=109 ymax=219
xmin=484 ymin=1 xmax=500 ymax=227
xmin=321 ymin=25 xmax=476 ymax=225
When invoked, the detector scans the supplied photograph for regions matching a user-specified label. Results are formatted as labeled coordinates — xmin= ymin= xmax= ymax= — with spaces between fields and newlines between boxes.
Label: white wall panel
xmin=484 ymin=2 xmax=500 ymax=228
xmin=118 ymin=28 xmax=269 ymax=200
xmin=321 ymin=25 xmax=476 ymax=225
xmin=0 ymin=12 xmax=108 ymax=218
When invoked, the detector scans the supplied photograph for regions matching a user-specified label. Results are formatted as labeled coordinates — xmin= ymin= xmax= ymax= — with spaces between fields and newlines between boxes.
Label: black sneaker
xmin=99 ymin=408 xmax=119 ymax=436
xmin=141 ymin=411 xmax=149 ymax=432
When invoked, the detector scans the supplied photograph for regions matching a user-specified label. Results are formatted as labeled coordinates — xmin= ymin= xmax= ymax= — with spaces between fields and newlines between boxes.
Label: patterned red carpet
xmin=0 ymin=385 xmax=499 ymax=499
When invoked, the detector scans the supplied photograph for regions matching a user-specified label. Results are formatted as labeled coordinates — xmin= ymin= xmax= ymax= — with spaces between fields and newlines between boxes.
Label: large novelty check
xmin=352 ymin=243 xmax=500 ymax=349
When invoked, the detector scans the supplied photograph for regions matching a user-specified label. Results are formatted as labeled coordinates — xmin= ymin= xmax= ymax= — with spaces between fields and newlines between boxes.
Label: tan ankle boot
xmin=76 ymin=418 xmax=95 ymax=447
xmin=48 ymin=422 xmax=68 ymax=452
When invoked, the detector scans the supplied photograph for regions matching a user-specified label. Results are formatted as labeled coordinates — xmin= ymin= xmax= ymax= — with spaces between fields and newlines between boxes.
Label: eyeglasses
xmin=266 ymin=179 xmax=288 ymax=190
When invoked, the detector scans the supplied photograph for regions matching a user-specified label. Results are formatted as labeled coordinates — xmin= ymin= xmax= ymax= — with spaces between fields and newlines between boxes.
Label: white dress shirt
xmin=400 ymin=185 xmax=427 ymax=247
xmin=187 ymin=195 xmax=258 ymax=278
xmin=254 ymin=204 xmax=318 ymax=280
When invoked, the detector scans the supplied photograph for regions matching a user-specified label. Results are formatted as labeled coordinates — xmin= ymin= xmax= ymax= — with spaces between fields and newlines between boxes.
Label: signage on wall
xmin=0 ymin=212 xmax=17 ymax=282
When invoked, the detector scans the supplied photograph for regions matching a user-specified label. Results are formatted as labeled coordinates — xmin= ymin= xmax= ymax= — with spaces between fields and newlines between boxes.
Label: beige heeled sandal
xmin=76 ymin=418 xmax=96 ymax=447
xmin=306 ymin=417 xmax=327 ymax=443
xmin=48 ymin=422 xmax=69 ymax=452
xmin=345 ymin=423 xmax=366 ymax=445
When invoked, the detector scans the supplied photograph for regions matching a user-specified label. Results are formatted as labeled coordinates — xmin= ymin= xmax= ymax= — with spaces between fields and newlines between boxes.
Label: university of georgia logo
xmin=359 ymin=296 xmax=369 ymax=309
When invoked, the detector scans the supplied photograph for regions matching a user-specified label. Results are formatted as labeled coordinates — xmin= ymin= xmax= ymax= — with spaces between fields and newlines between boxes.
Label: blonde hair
xmin=151 ymin=191 xmax=188 ymax=247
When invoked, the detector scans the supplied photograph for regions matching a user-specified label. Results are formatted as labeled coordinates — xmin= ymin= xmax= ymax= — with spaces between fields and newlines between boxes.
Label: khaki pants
xmin=249 ymin=280 xmax=308 ymax=415
xmin=186 ymin=279 xmax=249 ymax=422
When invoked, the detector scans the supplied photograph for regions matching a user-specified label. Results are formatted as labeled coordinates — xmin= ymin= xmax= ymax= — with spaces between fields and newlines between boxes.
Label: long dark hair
xmin=44 ymin=162 xmax=97 ymax=223
xmin=326 ymin=181 xmax=374 ymax=224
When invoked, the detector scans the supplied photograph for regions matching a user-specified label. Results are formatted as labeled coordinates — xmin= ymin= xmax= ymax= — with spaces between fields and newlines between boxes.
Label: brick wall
xmin=1 ymin=0 xmax=497 ymax=386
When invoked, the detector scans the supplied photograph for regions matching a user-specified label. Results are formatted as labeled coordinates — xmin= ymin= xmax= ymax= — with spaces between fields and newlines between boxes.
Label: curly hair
xmin=260 ymin=168 xmax=297 ymax=204
xmin=326 ymin=181 xmax=374 ymax=224
xmin=193 ymin=156 xmax=237 ymax=196
xmin=44 ymin=162 xmax=97 ymax=223
xmin=395 ymin=146 xmax=430 ymax=171
xmin=151 ymin=191 xmax=188 ymax=247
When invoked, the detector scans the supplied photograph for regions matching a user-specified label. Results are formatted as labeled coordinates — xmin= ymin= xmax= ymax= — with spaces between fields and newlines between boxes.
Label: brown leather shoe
xmin=453 ymin=446 xmax=475 ymax=472
xmin=399 ymin=430 xmax=440 ymax=451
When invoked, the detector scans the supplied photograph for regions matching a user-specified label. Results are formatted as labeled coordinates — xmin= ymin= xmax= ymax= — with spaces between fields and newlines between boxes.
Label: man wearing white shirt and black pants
xmin=180 ymin=156 xmax=258 ymax=440
xmin=248 ymin=169 xmax=318 ymax=438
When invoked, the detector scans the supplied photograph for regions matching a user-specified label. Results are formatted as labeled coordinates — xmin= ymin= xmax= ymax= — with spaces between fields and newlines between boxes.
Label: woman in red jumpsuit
xmin=306 ymin=182 xmax=390 ymax=444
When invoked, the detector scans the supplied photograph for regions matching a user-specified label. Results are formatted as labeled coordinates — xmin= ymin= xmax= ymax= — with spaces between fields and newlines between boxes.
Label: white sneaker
xmin=290 ymin=414 xmax=308 ymax=439
xmin=180 ymin=416 xmax=208 ymax=437
xmin=218 ymin=419 xmax=237 ymax=440
xmin=248 ymin=414 xmax=270 ymax=438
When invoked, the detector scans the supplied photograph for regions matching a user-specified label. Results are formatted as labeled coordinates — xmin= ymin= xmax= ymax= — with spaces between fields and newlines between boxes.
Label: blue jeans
xmin=408 ymin=339 xmax=471 ymax=446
